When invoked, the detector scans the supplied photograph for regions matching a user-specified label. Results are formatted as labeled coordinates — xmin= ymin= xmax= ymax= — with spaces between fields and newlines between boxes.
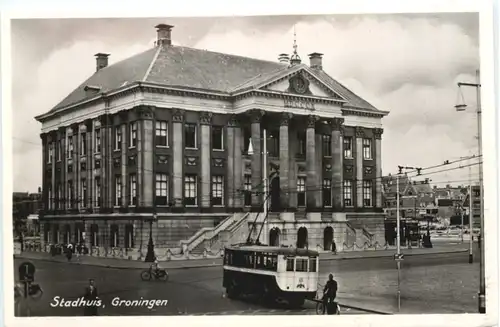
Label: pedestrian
xmin=66 ymin=243 xmax=73 ymax=261
xmin=83 ymin=279 xmax=99 ymax=316
xmin=332 ymin=242 xmax=337 ymax=255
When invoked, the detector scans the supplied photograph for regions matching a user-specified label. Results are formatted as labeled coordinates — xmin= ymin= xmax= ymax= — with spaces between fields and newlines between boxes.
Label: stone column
xmin=77 ymin=125 xmax=84 ymax=209
xmin=315 ymin=133 xmax=323 ymax=207
xmin=106 ymin=117 xmax=114 ymax=208
xmin=200 ymin=112 xmax=212 ymax=208
xmin=65 ymin=127 xmax=72 ymax=209
xmin=86 ymin=121 xmax=93 ymax=209
xmin=226 ymin=116 xmax=235 ymax=208
xmin=355 ymin=127 xmax=364 ymax=208
xmin=172 ymin=109 xmax=185 ymax=207
xmin=50 ymin=132 xmax=56 ymax=211
xmin=72 ymin=125 xmax=79 ymax=209
xmin=92 ymin=119 xmax=100 ymax=208
xmin=330 ymin=118 xmax=344 ymax=209
xmin=59 ymin=128 xmax=66 ymax=211
xmin=288 ymin=128 xmax=297 ymax=208
xmin=137 ymin=115 xmax=143 ymax=207
xmin=279 ymin=113 xmax=292 ymax=210
xmin=374 ymin=128 xmax=384 ymax=208
xmin=250 ymin=110 xmax=264 ymax=208
xmin=233 ymin=120 xmax=243 ymax=208
xmin=139 ymin=106 xmax=155 ymax=208
xmin=306 ymin=115 xmax=318 ymax=209
xmin=120 ymin=120 xmax=128 ymax=207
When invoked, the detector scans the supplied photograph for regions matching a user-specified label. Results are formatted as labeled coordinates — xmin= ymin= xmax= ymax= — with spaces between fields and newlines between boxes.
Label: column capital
xmin=227 ymin=114 xmax=240 ymax=127
xmin=85 ymin=120 xmax=93 ymax=131
xmin=329 ymin=117 xmax=345 ymax=131
xmin=280 ymin=113 xmax=293 ymax=126
xmin=136 ymin=105 xmax=155 ymax=120
xmin=118 ymin=110 xmax=129 ymax=122
xmin=199 ymin=111 xmax=213 ymax=125
xmin=355 ymin=126 xmax=364 ymax=138
xmin=172 ymin=109 xmax=185 ymax=123
xmin=248 ymin=109 xmax=265 ymax=123
xmin=306 ymin=115 xmax=319 ymax=129
xmin=98 ymin=113 xmax=113 ymax=127
xmin=374 ymin=128 xmax=384 ymax=140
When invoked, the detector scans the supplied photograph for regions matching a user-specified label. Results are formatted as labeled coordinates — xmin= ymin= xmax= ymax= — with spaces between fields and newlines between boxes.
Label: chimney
xmin=308 ymin=52 xmax=323 ymax=70
xmin=278 ymin=53 xmax=290 ymax=63
xmin=155 ymin=24 xmax=174 ymax=46
xmin=95 ymin=53 xmax=110 ymax=72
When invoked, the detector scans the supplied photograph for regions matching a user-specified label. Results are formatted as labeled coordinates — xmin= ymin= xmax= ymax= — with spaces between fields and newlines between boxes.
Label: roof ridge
xmin=175 ymin=44 xmax=288 ymax=66
xmin=142 ymin=45 xmax=163 ymax=81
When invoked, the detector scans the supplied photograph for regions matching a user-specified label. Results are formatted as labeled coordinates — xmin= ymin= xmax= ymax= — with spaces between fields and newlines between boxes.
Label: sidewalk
xmin=16 ymin=243 xmax=467 ymax=270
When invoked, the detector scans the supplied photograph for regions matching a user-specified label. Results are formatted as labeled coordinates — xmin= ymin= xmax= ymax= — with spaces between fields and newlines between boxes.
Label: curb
xmin=321 ymin=249 xmax=468 ymax=261
xmin=338 ymin=303 xmax=392 ymax=315
xmin=15 ymin=255 xmax=223 ymax=271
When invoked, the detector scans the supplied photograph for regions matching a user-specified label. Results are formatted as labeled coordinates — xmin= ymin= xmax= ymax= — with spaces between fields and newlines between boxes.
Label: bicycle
xmin=141 ymin=267 xmax=169 ymax=282
xmin=315 ymin=297 xmax=340 ymax=315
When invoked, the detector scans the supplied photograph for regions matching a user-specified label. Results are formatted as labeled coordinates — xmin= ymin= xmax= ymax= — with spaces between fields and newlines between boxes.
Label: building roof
xmin=50 ymin=44 xmax=382 ymax=113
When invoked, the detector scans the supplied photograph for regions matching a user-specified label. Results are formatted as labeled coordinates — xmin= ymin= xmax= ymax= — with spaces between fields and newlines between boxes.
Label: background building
xmin=13 ymin=189 xmax=42 ymax=237
xmin=35 ymin=24 xmax=388 ymax=257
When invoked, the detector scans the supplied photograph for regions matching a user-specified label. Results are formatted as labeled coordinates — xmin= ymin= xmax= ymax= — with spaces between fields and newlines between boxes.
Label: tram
xmin=223 ymin=244 xmax=319 ymax=307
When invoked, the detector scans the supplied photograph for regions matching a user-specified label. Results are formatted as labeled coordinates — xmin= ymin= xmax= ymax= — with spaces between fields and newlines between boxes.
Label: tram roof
xmin=225 ymin=245 xmax=319 ymax=256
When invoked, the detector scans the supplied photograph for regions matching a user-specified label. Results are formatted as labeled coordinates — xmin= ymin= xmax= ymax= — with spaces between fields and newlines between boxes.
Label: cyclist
xmin=322 ymin=274 xmax=338 ymax=314
xmin=150 ymin=257 xmax=161 ymax=275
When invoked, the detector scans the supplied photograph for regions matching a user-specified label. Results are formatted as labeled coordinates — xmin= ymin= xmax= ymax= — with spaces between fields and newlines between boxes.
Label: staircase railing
xmin=179 ymin=214 xmax=233 ymax=251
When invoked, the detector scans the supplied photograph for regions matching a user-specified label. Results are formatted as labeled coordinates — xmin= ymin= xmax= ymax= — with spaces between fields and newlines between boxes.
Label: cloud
xmin=11 ymin=15 xmax=479 ymax=191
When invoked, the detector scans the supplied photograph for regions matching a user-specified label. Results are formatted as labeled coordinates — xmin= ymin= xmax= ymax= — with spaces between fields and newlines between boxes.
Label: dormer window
xmin=84 ymin=85 xmax=101 ymax=97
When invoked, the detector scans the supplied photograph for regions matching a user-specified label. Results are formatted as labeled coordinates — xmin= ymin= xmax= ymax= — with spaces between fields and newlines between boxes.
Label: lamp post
xmin=455 ymin=69 xmax=485 ymax=313
xmin=145 ymin=212 xmax=156 ymax=262
xmin=248 ymin=129 xmax=269 ymax=245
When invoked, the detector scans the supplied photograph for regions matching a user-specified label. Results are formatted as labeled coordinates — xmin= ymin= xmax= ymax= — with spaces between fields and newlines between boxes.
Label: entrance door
xmin=270 ymin=176 xmax=281 ymax=212
xmin=269 ymin=228 xmax=280 ymax=246
xmin=323 ymin=226 xmax=334 ymax=251
xmin=297 ymin=227 xmax=308 ymax=248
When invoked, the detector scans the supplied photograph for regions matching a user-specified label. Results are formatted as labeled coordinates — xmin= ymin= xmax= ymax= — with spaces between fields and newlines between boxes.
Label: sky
xmin=11 ymin=14 xmax=481 ymax=193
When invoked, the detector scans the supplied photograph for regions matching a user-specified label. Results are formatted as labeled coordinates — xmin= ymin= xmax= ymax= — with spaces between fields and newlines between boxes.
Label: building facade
xmin=35 ymin=24 xmax=388 ymax=256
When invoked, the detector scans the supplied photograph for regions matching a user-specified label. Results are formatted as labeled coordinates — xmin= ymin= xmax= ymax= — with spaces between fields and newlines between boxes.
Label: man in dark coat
xmin=83 ymin=279 xmax=99 ymax=316
xmin=322 ymin=274 xmax=338 ymax=314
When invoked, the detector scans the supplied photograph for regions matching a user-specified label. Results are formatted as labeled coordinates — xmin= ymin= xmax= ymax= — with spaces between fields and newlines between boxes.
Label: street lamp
xmin=145 ymin=212 xmax=156 ymax=262
xmin=455 ymin=69 xmax=485 ymax=314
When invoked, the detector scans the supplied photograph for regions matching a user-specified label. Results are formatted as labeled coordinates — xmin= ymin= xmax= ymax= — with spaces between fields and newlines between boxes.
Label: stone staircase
xmin=346 ymin=220 xmax=375 ymax=246
xmin=182 ymin=212 xmax=251 ymax=255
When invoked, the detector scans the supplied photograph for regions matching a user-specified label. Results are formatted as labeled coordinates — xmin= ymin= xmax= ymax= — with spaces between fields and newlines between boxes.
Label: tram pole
xmin=262 ymin=129 xmax=269 ymax=245
xmin=396 ymin=174 xmax=401 ymax=312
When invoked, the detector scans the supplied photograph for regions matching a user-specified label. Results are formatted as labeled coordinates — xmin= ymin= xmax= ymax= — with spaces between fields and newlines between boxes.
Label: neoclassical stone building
xmin=35 ymin=24 xmax=388 ymax=255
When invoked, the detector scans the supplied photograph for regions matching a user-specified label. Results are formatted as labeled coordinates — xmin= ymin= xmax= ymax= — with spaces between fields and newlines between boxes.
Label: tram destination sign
xmin=284 ymin=98 xmax=315 ymax=111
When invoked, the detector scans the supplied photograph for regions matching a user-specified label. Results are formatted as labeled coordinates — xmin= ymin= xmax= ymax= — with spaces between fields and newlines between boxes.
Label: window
xmin=95 ymin=177 xmax=101 ymax=207
xmin=268 ymin=129 xmax=279 ymax=157
xmin=298 ymin=132 xmax=306 ymax=156
xmin=95 ymin=129 xmax=101 ymax=153
xmin=363 ymin=180 xmax=373 ymax=207
xmin=309 ymin=258 xmax=317 ymax=272
xmin=344 ymin=137 xmax=352 ymax=158
xmin=110 ymin=225 xmax=119 ymax=248
xmin=295 ymin=258 xmax=308 ymax=272
xmin=90 ymin=224 xmax=99 ymax=247
xmin=114 ymin=176 xmax=122 ymax=206
xmin=56 ymin=183 xmax=62 ymax=209
xmin=211 ymin=175 xmax=224 ymax=206
xmin=68 ymin=137 xmax=74 ymax=158
xmin=81 ymin=179 xmax=87 ymax=207
xmin=155 ymin=121 xmax=168 ymax=147
xmin=129 ymin=122 xmax=137 ymax=148
xmin=68 ymin=180 xmax=74 ymax=208
xmin=244 ymin=175 xmax=252 ymax=206
xmin=81 ymin=133 xmax=87 ymax=156
xmin=47 ymin=185 xmax=52 ymax=210
xmin=115 ymin=126 xmax=122 ymax=150
xmin=125 ymin=224 xmax=134 ymax=248
xmin=286 ymin=258 xmax=295 ymax=271
xmin=57 ymin=139 xmax=62 ymax=161
xmin=343 ymin=180 xmax=352 ymax=207
xmin=323 ymin=179 xmax=332 ymax=207
xmin=129 ymin=174 xmax=137 ymax=206
xmin=212 ymin=126 xmax=223 ymax=150
xmin=297 ymin=177 xmax=306 ymax=207
xmin=363 ymin=138 xmax=372 ymax=160
xmin=48 ymin=142 xmax=53 ymax=164
xmin=185 ymin=123 xmax=197 ymax=149
xmin=184 ymin=174 xmax=197 ymax=206
xmin=155 ymin=174 xmax=168 ymax=206
xmin=243 ymin=128 xmax=251 ymax=154
xmin=322 ymin=134 xmax=332 ymax=157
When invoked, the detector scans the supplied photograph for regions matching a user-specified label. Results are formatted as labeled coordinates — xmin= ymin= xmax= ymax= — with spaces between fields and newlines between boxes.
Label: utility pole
xmin=262 ymin=129 xmax=269 ymax=245
xmin=396 ymin=174 xmax=401 ymax=312
xmin=456 ymin=69 xmax=484 ymax=313
xmin=469 ymin=184 xmax=473 ymax=264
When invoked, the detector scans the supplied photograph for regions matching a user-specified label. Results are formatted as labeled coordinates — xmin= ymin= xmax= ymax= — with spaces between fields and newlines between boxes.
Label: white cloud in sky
xmin=12 ymin=15 xmax=480 ymax=192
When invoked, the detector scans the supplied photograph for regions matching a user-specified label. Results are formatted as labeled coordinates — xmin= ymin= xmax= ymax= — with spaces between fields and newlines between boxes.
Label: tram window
xmin=309 ymin=258 xmax=317 ymax=272
xmin=295 ymin=258 xmax=308 ymax=272
xmin=286 ymin=258 xmax=294 ymax=271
